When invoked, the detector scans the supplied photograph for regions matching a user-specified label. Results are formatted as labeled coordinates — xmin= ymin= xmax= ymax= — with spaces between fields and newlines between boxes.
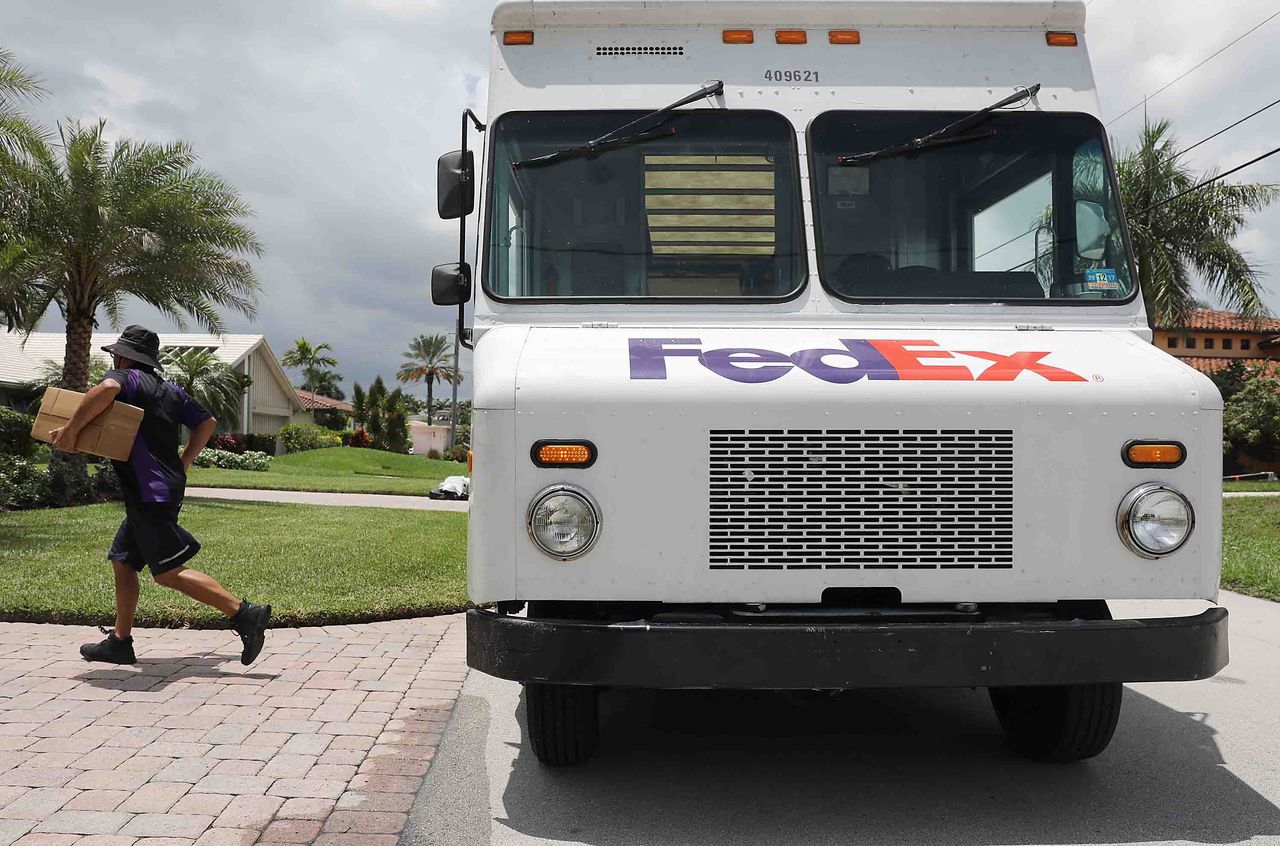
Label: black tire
xmin=525 ymin=682 xmax=599 ymax=767
xmin=989 ymin=682 xmax=1123 ymax=762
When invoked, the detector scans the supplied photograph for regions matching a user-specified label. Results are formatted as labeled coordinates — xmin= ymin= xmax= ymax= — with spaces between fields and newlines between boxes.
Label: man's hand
xmin=49 ymin=425 xmax=79 ymax=452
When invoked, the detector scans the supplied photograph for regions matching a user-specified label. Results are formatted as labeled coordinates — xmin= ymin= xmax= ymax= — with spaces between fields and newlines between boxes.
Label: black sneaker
xmin=80 ymin=628 xmax=136 ymax=664
xmin=231 ymin=601 xmax=271 ymax=666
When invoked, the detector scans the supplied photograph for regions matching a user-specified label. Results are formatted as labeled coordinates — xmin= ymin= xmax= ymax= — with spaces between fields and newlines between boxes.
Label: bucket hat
xmin=101 ymin=325 xmax=162 ymax=370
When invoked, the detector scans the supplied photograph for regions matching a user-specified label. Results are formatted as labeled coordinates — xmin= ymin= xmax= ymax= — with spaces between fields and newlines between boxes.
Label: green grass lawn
xmin=1222 ymin=497 xmax=1280 ymax=602
xmin=0 ymin=499 xmax=468 ymax=627
xmin=1224 ymin=480 xmax=1280 ymax=493
xmin=187 ymin=447 xmax=464 ymax=496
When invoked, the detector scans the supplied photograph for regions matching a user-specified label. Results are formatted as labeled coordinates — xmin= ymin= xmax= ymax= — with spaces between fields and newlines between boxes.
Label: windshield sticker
xmin=629 ymin=338 xmax=1087 ymax=384
xmin=1084 ymin=268 xmax=1120 ymax=291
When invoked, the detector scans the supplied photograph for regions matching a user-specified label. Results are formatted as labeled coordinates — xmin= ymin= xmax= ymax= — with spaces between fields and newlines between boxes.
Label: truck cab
xmin=434 ymin=0 xmax=1228 ymax=767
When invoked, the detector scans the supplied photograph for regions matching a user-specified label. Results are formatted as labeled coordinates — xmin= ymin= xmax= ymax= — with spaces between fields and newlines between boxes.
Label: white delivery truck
xmin=432 ymin=0 xmax=1228 ymax=767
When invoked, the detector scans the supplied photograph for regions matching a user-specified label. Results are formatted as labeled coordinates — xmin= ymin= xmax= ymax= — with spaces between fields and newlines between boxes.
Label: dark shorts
xmin=107 ymin=498 xmax=201 ymax=575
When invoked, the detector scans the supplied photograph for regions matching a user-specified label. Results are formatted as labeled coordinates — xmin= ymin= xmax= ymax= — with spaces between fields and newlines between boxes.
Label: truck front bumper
xmin=467 ymin=607 xmax=1228 ymax=689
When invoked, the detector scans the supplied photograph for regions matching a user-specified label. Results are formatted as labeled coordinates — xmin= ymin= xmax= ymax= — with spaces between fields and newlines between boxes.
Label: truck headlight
xmin=1117 ymin=483 xmax=1194 ymax=559
xmin=527 ymin=484 xmax=601 ymax=560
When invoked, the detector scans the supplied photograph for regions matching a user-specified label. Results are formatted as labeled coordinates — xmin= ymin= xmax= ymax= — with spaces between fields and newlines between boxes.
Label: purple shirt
xmin=106 ymin=367 xmax=212 ymax=503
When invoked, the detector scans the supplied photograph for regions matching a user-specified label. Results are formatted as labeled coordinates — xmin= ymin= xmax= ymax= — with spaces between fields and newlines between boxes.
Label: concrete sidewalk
xmin=0 ymin=614 xmax=467 ymax=845
xmin=185 ymin=488 xmax=469 ymax=512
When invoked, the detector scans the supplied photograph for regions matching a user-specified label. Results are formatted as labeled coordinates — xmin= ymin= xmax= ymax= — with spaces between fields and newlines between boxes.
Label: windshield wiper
xmin=512 ymin=80 xmax=725 ymax=169
xmin=836 ymin=83 xmax=1040 ymax=166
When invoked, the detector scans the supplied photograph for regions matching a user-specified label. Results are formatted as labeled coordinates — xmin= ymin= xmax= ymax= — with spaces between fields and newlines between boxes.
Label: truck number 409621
xmin=765 ymin=69 xmax=819 ymax=83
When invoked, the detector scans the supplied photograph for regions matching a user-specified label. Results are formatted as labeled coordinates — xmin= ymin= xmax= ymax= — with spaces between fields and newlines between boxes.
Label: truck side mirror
xmin=437 ymin=150 xmax=475 ymax=220
xmin=431 ymin=262 xmax=472 ymax=306
xmin=1075 ymin=200 xmax=1111 ymax=261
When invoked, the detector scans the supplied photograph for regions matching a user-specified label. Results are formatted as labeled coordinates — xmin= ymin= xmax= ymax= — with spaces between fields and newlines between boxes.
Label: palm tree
xmin=0 ymin=48 xmax=45 ymax=327
xmin=396 ymin=333 xmax=461 ymax=425
xmin=22 ymin=357 xmax=108 ymax=395
xmin=1118 ymin=118 xmax=1279 ymax=327
xmin=0 ymin=47 xmax=43 ymax=159
xmin=161 ymin=347 xmax=252 ymax=430
xmin=0 ymin=120 xmax=261 ymax=395
xmin=281 ymin=338 xmax=338 ymax=394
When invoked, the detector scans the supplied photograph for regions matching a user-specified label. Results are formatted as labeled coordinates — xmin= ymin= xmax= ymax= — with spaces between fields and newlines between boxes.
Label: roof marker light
xmin=776 ymin=30 xmax=807 ymax=44
xmin=503 ymin=30 xmax=534 ymax=45
xmin=722 ymin=29 xmax=754 ymax=44
xmin=1046 ymin=31 xmax=1078 ymax=47
xmin=828 ymin=30 xmax=861 ymax=44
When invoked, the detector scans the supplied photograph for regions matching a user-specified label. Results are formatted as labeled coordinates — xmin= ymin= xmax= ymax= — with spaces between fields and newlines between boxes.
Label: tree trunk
xmin=50 ymin=310 xmax=95 ymax=475
xmin=426 ymin=377 xmax=435 ymax=426
xmin=62 ymin=311 xmax=95 ymax=393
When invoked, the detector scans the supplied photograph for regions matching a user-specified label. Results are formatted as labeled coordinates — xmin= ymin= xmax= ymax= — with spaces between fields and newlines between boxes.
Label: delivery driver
xmin=49 ymin=325 xmax=271 ymax=666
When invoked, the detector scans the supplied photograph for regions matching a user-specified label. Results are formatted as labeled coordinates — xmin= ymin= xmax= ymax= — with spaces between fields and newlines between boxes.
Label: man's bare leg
xmin=153 ymin=566 xmax=240 ymax=616
xmin=112 ymin=561 xmax=140 ymax=639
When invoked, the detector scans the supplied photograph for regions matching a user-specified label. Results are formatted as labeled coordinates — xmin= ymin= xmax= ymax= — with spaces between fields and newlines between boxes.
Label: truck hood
xmin=468 ymin=326 xmax=1222 ymax=605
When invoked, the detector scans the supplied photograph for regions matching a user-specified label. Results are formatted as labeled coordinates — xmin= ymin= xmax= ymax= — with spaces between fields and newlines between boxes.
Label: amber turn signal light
xmin=531 ymin=440 xmax=598 ymax=468
xmin=776 ymin=30 xmax=807 ymax=44
xmin=722 ymin=29 xmax=754 ymax=44
xmin=1124 ymin=441 xmax=1186 ymax=468
xmin=467 ymin=450 xmax=474 ymax=474
xmin=1046 ymin=31 xmax=1078 ymax=47
xmin=828 ymin=30 xmax=861 ymax=44
xmin=503 ymin=30 xmax=534 ymax=45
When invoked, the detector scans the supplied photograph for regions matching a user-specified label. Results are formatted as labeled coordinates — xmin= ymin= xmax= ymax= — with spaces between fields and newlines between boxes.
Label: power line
xmin=1134 ymin=143 xmax=1280 ymax=216
xmin=1175 ymin=96 xmax=1280 ymax=161
xmin=1106 ymin=8 xmax=1280 ymax=127
xmin=978 ymin=95 xmax=1280 ymax=261
xmin=1001 ymin=143 xmax=1280 ymax=267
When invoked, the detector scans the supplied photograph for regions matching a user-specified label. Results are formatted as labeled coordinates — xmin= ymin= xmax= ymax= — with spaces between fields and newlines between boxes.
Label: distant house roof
xmin=1178 ymin=357 xmax=1280 ymax=376
xmin=295 ymin=389 xmax=352 ymax=413
xmin=0 ymin=330 xmax=303 ymax=412
xmin=1158 ymin=309 xmax=1280 ymax=334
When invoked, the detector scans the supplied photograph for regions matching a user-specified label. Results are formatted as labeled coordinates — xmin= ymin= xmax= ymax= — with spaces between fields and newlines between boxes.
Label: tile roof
xmin=0 ymin=330 xmax=265 ymax=389
xmin=295 ymin=389 xmax=353 ymax=413
xmin=1160 ymin=309 xmax=1280 ymax=333
xmin=1176 ymin=356 xmax=1280 ymax=376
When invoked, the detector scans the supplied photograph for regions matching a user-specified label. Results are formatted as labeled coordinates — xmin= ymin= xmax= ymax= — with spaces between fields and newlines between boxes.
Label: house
xmin=0 ymin=330 xmax=304 ymax=434
xmin=408 ymin=420 xmax=450 ymax=456
xmin=294 ymin=389 xmax=353 ymax=427
xmin=1155 ymin=309 xmax=1280 ymax=378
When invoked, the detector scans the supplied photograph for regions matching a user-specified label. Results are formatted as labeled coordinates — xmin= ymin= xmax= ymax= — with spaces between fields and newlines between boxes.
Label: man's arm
xmin=49 ymin=379 xmax=121 ymax=452
xmin=182 ymin=417 xmax=217 ymax=473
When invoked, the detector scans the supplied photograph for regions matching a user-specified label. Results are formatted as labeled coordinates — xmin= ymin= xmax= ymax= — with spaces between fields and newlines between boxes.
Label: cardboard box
xmin=30 ymin=387 xmax=144 ymax=462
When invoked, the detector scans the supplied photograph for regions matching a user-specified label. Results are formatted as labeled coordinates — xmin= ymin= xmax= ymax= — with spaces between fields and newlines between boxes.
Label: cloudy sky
xmin=5 ymin=0 xmax=1279 ymax=397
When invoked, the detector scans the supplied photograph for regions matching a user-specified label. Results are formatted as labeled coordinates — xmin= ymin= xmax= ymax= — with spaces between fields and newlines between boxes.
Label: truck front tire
xmin=525 ymin=682 xmax=599 ymax=766
xmin=989 ymin=682 xmax=1123 ymax=762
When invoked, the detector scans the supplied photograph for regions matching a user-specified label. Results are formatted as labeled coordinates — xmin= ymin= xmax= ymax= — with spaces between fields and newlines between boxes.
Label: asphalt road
xmin=401 ymin=591 xmax=1280 ymax=846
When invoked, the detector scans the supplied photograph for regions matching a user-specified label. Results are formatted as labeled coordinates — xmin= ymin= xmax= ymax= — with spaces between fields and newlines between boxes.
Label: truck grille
xmin=709 ymin=429 xmax=1014 ymax=570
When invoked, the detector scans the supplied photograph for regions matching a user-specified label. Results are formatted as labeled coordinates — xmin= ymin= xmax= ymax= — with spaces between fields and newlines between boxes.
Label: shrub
xmin=41 ymin=461 xmax=94 ymax=508
xmin=0 ymin=456 xmax=46 ymax=508
xmin=279 ymin=423 xmax=342 ymax=453
xmin=443 ymin=445 xmax=469 ymax=463
xmin=1224 ymin=376 xmax=1280 ymax=461
xmin=0 ymin=408 xmax=35 ymax=458
xmin=243 ymin=433 xmax=277 ymax=455
xmin=192 ymin=449 xmax=271 ymax=471
xmin=212 ymin=433 xmax=247 ymax=454
xmin=347 ymin=428 xmax=371 ymax=449
xmin=91 ymin=462 xmax=122 ymax=499
xmin=426 ymin=448 xmax=442 ymax=460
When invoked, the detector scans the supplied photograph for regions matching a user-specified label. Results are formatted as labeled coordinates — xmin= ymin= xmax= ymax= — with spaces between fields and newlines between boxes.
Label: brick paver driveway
xmin=0 ymin=614 xmax=465 ymax=846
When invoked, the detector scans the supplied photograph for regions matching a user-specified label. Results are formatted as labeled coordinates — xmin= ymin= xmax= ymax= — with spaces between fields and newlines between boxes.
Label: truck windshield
xmin=809 ymin=111 xmax=1134 ymax=303
xmin=485 ymin=111 xmax=806 ymax=300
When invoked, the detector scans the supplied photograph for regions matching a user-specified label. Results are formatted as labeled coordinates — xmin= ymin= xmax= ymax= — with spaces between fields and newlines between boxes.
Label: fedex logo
xmin=628 ymin=338 xmax=1088 ymax=384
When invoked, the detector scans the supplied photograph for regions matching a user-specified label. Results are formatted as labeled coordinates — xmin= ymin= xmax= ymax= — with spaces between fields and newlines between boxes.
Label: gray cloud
xmin=6 ymin=0 xmax=1278 ymax=402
